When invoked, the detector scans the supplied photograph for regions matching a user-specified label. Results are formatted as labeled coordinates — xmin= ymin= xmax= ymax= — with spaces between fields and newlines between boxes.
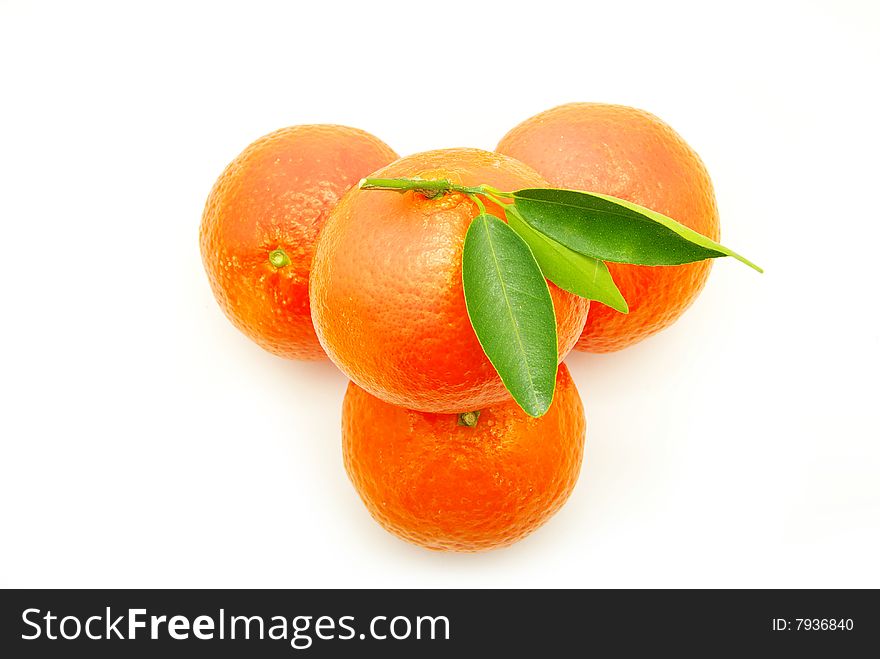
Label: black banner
xmin=1 ymin=589 xmax=875 ymax=656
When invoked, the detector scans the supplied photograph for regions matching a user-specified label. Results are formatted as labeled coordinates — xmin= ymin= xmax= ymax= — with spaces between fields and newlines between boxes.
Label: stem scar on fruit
xmin=268 ymin=247 xmax=291 ymax=268
xmin=457 ymin=411 xmax=481 ymax=427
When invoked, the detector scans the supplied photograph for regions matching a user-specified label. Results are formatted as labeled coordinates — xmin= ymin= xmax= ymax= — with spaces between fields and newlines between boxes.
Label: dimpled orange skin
xmin=343 ymin=363 xmax=585 ymax=551
xmin=497 ymin=103 xmax=721 ymax=353
xmin=200 ymin=125 xmax=398 ymax=359
xmin=310 ymin=148 xmax=590 ymax=413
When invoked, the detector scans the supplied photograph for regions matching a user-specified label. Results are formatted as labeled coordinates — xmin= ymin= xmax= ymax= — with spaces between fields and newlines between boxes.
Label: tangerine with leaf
xmin=310 ymin=148 xmax=590 ymax=415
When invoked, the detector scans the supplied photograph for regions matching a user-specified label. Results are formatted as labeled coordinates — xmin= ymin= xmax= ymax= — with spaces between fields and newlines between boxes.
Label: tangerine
xmin=497 ymin=103 xmax=720 ymax=352
xmin=310 ymin=148 xmax=589 ymax=413
xmin=343 ymin=363 xmax=585 ymax=551
xmin=200 ymin=124 xmax=398 ymax=359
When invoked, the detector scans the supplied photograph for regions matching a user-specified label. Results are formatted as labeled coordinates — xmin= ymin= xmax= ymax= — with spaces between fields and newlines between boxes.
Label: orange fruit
xmin=200 ymin=124 xmax=398 ymax=359
xmin=497 ymin=103 xmax=720 ymax=353
xmin=310 ymin=148 xmax=589 ymax=413
xmin=343 ymin=363 xmax=585 ymax=551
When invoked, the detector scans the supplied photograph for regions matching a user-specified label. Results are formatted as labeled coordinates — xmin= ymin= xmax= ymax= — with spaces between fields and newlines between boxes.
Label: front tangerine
xmin=310 ymin=148 xmax=589 ymax=413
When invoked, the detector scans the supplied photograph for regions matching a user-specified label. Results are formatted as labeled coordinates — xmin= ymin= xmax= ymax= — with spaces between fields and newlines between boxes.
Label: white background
xmin=1 ymin=0 xmax=878 ymax=588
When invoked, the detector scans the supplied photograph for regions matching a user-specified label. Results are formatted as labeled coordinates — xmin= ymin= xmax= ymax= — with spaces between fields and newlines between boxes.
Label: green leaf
xmin=513 ymin=188 xmax=762 ymax=272
xmin=462 ymin=213 xmax=558 ymax=417
xmin=504 ymin=205 xmax=628 ymax=313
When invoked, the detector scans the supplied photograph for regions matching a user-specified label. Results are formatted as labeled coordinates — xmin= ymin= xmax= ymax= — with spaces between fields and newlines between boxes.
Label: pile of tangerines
xmin=200 ymin=104 xmax=738 ymax=552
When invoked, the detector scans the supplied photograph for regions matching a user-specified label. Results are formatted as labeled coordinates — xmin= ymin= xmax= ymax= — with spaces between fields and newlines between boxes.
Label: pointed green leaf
xmin=513 ymin=188 xmax=762 ymax=272
xmin=462 ymin=213 xmax=558 ymax=417
xmin=504 ymin=205 xmax=628 ymax=313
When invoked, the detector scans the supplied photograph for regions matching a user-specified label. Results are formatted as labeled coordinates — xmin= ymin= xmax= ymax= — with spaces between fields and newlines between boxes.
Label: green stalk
xmin=360 ymin=177 xmax=486 ymax=198
xmin=360 ymin=177 xmax=454 ymax=196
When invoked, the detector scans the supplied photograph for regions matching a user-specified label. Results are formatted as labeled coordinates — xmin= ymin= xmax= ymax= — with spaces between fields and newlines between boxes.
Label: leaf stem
xmin=480 ymin=190 xmax=514 ymax=208
xmin=470 ymin=193 xmax=487 ymax=215
xmin=480 ymin=184 xmax=513 ymax=199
